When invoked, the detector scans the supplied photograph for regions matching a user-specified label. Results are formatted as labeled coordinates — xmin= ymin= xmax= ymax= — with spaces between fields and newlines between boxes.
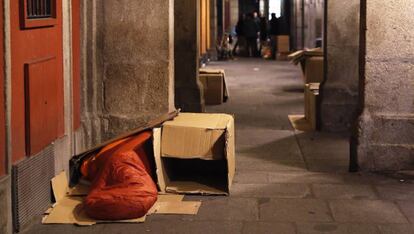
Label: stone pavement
xmin=23 ymin=58 xmax=414 ymax=234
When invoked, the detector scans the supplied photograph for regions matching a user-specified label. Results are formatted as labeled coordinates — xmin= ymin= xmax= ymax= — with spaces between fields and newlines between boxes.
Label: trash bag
xmin=81 ymin=131 xmax=157 ymax=220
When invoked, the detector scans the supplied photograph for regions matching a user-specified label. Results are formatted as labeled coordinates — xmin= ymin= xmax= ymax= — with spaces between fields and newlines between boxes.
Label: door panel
xmin=24 ymin=57 xmax=59 ymax=155
xmin=11 ymin=0 xmax=64 ymax=161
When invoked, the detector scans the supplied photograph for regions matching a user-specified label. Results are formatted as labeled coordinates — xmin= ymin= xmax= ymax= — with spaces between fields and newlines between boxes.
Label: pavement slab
xmin=330 ymin=200 xmax=409 ymax=224
xmin=260 ymin=199 xmax=334 ymax=222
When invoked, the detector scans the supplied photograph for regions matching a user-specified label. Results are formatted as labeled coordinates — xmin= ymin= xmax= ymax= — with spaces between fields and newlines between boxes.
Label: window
xmin=22 ymin=0 xmax=57 ymax=29
xmin=27 ymin=0 xmax=53 ymax=19
xmin=269 ymin=0 xmax=282 ymax=19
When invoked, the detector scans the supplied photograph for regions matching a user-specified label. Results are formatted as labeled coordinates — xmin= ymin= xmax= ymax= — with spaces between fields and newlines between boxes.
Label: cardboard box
xmin=154 ymin=113 xmax=235 ymax=195
xmin=288 ymin=83 xmax=320 ymax=132
xmin=288 ymin=48 xmax=323 ymax=65
xmin=199 ymin=68 xmax=229 ymax=104
xmin=304 ymin=57 xmax=324 ymax=83
xmin=199 ymin=73 xmax=224 ymax=105
xmin=277 ymin=35 xmax=290 ymax=53
xmin=305 ymin=83 xmax=320 ymax=130
xmin=288 ymin=48 xmax=324 ymax=84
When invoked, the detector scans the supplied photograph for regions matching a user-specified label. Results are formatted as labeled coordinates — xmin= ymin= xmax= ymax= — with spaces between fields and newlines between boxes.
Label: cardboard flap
xmin=223 ymin=75 xmax=229 ymax=102
xmin=52 ymin=171 xmax=69 ymax=202
xmin=163 ymin=113 xmax=231 ymax=130
xmin=161 ymin=126 xmax=225 ymax=159
xmin=225 ymin=118 xmax=236 ymax=191
xmin=154 ymin=128 xmax=168 ymax=193
xmin=288 ymin=48 xmax=324 ymax=65
xmin=69 ymin=111 xmax=179 ymax=187
xmin=161 ymin=113 xmax=233 ymax=159
xmin=199 ymin=68 xmax=225 ymax=75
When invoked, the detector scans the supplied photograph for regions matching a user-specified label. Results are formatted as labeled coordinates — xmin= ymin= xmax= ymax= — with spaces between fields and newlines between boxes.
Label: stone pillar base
xmin=356 ymin=114 xmax=414 ymax=171
xmin=175 ymin=87 xmax=205 ymax=113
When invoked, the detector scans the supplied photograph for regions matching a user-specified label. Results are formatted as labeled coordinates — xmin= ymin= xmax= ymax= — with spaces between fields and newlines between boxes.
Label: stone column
xmin=77 ymin=0 xmax=104 ymax=150
xmin=80 ymin=0 xmax=175 ymax=143
xmin=174 ymin=0 xmax=205 ymax=112
xmin=319 ymin=1 xmax=360 ymax=132
xmin=102 ymin=0 xmax=175 ymax=139
xmin=354 ymin=0 xmax=414 ymax=171
xmin=209 ymin=0 xmax=218 ymax=60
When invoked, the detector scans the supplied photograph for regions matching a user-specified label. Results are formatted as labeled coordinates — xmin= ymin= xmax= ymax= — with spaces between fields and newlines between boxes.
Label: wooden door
xmin=11 ymin=0 xmax=64 ymax=161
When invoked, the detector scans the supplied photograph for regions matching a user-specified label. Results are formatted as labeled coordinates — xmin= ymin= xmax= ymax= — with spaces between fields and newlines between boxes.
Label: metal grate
xmin=12 ymin=145 xmax=55 ymax=232
xmin=27 ymin=0 xmax=53 ymax=19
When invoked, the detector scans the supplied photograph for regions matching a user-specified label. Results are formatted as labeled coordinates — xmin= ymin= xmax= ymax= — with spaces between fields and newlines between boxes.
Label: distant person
xmin=259 ymin=16 xmax=268 ymax=56
xmin=243 ymin=13 xmax=259 ymax=57
xmin=269 ymin=13 xmax=279 ymax=59
xmin=217 ymin=33 xmax=233 ymax=60
xmin=253 ymin=11 xmax=261 ymax=56
xmin=233 ymin=14 xmax=246 ymax=55
xmin=253 ymin=11 xmax=261 ymax=28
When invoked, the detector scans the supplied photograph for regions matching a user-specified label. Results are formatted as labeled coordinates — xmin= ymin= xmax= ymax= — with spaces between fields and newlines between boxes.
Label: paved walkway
xmin=24 ymin=58 xmax=414 ymax=234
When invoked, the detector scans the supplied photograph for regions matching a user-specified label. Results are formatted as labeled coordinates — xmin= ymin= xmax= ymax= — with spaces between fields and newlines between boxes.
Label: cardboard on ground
xmin=43 ymin=172 xmax=201 ymax=226
xmin=289 ymin=115 xmax=313 ymax=132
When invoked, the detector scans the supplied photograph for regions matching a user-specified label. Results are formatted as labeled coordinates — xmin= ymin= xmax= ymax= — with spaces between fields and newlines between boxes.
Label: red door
xmin=0 ymin=0 xmax=5 ymax=176
xmin=11 ymin=0 xmax=64 ymax=162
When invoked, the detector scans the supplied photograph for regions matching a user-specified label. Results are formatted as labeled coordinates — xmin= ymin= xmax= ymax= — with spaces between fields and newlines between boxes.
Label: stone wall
xmin=355 ymin=0 xmax=414 ymax=171
xmin=79 ymin=0 xmax=175 ymax=149
xmin=320 ymin=0 xmax=360 ymax=132
xmin=0 ymin=177 xmax=12 ymax=234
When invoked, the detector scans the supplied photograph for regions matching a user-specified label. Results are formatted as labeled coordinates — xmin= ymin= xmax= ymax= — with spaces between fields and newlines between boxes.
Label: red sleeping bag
xmin=81 ymin=131 xmax=158 ymax=220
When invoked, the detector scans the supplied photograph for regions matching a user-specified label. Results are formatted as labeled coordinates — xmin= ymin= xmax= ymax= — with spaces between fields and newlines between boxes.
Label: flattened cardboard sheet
xmin=45 ymin=172 xmax=146 ymax=225
xmin=67 ymin=183 xmax=89 ymax=196
xmin=52 ymin=171 xmax=69 ymax=201
xmin=44 ymin=172 xmax=199 ymax=226
xmin=150 ymin=202 xmax=201 ymax=215
xmin=288 ymin=115 xmax=313 ymax=132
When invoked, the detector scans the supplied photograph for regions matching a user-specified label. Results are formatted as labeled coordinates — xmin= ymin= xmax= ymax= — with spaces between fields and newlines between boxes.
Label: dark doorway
xmin=239 ymin=0 xmax=260 ymax=15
